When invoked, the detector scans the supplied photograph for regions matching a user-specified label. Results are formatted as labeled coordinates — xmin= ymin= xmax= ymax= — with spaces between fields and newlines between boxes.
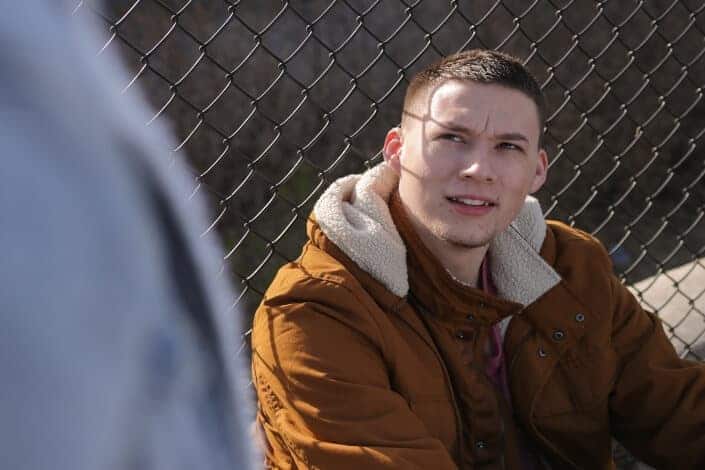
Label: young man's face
xmin=384 ymin=79 xmax=548 ymax=252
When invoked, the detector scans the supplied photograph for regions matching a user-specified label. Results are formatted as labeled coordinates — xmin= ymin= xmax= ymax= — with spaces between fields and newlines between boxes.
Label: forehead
xmin=412 ymin=79 xmax=541 ymax=139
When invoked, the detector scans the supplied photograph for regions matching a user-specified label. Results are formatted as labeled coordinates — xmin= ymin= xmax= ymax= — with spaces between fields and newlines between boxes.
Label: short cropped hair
xmin=403 ymin=49 xmax=546 ymax=147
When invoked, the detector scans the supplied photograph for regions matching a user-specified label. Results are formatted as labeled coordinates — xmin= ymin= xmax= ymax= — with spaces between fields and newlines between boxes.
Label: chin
xmin=446 ymin=240 xmax=490 ymax=250
xmin=436 ymin=228 xmax=493 ymax=250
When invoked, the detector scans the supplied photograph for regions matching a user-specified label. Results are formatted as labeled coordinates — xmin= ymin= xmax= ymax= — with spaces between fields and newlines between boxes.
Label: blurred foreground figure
xmin=0 ymin=2 xmax=254 ymax=469
xmin=251 ymin=49 xmax=705 ymax=469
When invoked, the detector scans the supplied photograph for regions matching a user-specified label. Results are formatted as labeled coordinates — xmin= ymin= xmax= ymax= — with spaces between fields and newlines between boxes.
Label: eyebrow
xmin=494 ymin=132 xmax=529 ymax=143
xmin=437 ymin=122 xmax=529 ymax=143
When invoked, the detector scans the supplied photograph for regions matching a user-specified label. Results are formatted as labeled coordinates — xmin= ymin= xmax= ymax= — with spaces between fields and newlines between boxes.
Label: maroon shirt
xmin=480 ymin=257 xmax=538 ymax=470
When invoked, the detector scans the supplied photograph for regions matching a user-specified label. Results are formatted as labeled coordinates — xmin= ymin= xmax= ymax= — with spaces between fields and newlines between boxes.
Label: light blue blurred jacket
xmin=0 ymin=2 xmax=255 ymax=469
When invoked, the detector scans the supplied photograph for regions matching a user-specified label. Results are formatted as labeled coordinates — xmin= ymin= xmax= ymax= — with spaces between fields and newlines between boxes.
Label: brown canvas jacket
xmin=251 ymin=163 xmax=705 ymax=469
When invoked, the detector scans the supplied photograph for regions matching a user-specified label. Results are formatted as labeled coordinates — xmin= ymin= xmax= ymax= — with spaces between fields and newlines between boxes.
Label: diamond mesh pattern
xmin=77 ymin=2 xmax=705 ymax=467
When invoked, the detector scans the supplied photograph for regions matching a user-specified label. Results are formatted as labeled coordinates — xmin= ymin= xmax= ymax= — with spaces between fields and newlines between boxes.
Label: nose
xmin=458 ymin=148 xmax=496 ymax=183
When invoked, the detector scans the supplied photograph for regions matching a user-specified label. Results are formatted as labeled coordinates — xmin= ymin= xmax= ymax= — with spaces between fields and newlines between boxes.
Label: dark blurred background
xmin=78 ymin=0 xmax=705 ymax=334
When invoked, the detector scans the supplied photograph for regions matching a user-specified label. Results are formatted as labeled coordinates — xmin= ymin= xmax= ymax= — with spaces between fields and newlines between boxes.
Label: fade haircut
xmin=402 ymin=49 xmax=546 ymax=147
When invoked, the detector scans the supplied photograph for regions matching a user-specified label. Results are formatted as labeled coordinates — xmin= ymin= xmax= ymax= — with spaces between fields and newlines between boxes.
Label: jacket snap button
xmin=475 ymin=440 xmax=487 ymax=450
xmin=552 ymin=330 xmax=565 ymax=341
xmin=538 ymin=347 xmax=548 ymax=358
xmin=575 ymin=313 xmax=585 ymax=322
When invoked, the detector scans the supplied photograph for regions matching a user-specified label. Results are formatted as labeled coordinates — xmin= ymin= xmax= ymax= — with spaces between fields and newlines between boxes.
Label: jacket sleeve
xmin=607 ymin=266 xmax=705 ymax=468
xmin=251 ymin=280 xmax=458 ymax=470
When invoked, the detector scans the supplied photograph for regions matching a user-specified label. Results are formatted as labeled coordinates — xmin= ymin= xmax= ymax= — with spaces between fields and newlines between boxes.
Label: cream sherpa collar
xmin=313 ymin=163 xmax=561 ymax=306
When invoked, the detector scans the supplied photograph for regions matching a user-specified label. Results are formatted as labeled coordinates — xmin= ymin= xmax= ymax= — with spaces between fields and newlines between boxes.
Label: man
xmin=0 ymin=2 xmax=254 ymax=469
xmin=251 ymin=50 xmax=705 ymax=469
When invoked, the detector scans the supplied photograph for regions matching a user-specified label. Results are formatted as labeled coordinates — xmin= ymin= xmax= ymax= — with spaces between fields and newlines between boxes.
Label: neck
xmin=415 ymin=227 xmax=489 ymax=288
xmin=388 ymin=189 xmax=489 ymax=289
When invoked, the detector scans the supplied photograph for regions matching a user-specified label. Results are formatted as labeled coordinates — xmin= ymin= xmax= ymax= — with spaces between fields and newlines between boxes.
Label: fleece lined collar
xmin=313 ymin=163 xmax=561 ymax=306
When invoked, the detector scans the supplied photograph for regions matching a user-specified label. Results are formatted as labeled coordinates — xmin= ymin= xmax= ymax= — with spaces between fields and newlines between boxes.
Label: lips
xmin=446 ymin=195 xmax=497 ymax=216
xmin=446 ymin=196 xmax=497 ymax=207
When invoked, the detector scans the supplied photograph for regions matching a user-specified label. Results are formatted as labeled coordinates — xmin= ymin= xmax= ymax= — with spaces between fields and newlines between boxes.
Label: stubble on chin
xmin=403 ymin=202 xmax=492 ymax=251
xmin=428 ymin=220 xmax=493 ymax=251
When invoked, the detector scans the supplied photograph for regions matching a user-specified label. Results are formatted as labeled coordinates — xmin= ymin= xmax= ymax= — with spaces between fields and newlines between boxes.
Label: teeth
xmin=451 ymin=197 xmax=491 ymax=206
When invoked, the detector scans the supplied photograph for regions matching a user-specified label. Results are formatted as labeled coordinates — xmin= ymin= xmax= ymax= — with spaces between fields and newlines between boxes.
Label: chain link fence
xmin=76 ymin=1 xmax=705 ymax=467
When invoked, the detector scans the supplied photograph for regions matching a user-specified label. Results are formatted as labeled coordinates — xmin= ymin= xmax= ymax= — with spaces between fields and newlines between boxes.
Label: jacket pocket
xmin=533 ymin=343 xmax=617 ymax=417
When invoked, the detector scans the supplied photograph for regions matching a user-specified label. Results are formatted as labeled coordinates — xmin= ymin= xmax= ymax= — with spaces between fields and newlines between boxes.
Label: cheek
xmin=420 ymin=147 xmax=461 ymax=177
xmin=496 ymin=163 xmax=537 ymax=209
xmin=499 ymin=159 xmax=537 ymax=190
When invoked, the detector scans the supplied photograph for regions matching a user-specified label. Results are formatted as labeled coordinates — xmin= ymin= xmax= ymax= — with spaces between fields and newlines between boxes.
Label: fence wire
xmin=77 ymin=1 xmax=705 ymax=468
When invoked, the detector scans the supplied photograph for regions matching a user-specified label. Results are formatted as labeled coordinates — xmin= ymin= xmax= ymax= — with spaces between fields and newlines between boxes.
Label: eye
xmin=497 ymin=142 xmax=524 ymax=152
xmin=439 ymin=133 xmax=465 ymax=144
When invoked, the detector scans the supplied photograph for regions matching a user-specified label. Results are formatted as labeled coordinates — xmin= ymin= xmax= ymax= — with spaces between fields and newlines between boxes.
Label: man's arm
xmin=608 ymin=270 xmax=705 ymax=469
xmin=251 ymin=284 xmax=458 ymax=470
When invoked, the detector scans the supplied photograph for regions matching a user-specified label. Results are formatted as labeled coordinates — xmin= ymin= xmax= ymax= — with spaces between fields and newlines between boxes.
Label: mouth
xmin=446 ymin=196 xmax=497 ymax=207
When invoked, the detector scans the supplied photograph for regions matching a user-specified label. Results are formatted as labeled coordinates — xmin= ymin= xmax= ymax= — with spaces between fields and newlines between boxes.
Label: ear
xmin=529 ymin=148 xmax=548 ymax=193
xmin=383 ymin=127 xmax=403 ymax=174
